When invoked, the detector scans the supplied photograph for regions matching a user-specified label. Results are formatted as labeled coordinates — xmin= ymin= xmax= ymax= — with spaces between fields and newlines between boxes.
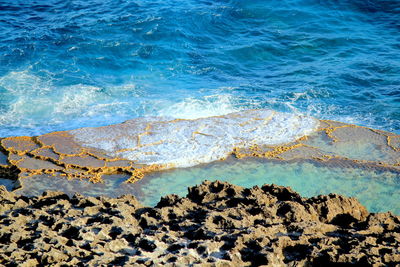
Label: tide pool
xmin=10 ymin=157 xmax=399 ymax=214
xmin=128 ymin=158 xmax=400 ymax=213
xmin=0 ymin=109 xmax=398 ymax=214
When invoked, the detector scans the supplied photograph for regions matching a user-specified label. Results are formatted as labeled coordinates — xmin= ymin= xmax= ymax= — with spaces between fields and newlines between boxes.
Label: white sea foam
xmin=0 ymin=70 xmax=132 ymax=131
xmin=0 ymin=70 xmax=50 ymax=94
xmin=155 ymin=94 xmax=242 ymax=119
xmin=0 ymin=70 xmax=328 ymax=141
xmin=71 ymin=109 xmax=319 ymax=168
xmin=0 ymin=70 xmax=247 ymax=134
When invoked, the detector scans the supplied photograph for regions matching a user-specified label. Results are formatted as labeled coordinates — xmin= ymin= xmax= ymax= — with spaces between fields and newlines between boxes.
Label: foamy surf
xmin=70 ymin=109 xmax=319 ymax=168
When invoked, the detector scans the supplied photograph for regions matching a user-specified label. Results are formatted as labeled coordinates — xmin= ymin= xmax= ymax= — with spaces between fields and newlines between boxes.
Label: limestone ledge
xmin=0 ymin=109 xmax=399 ymax=184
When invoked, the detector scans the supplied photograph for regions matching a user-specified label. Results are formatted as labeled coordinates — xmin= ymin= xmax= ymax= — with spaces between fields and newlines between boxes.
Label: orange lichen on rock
xmin=0 ymin=115 xmax=399 ymax=185
xmin=0 ymin=132 xmax=148 ymax=184
xmin=16 ymin=157 xmax=63 ymax=171
xmin=318 ymin=120 xmax=355 ymax=142
xmin=231 ymin=119 xmax=400 ymax=173
xmin=61 ymin=155 xmax=106 ymax=168
xmin=263 ymin=143 xmax=305 ymax=158
xmin=125 ymin=164 xmax=169 ymax=183
xmin=36 ymin=131 xmax=83 ymax=155
xmin=387 ymin=136 xmax=400 ymax=152
xmin=7 ymin=153 xmax=24 ymax=165
xmin=0 ymin=133 xmax=172 ymax=184
xmin=312 ymin=154 xmax=338 ymax=162
xmin=30 ymin=147 xmax=60 ymax=161
xmin=232 ymin=143 xmax=305 ymax=159
xmin=1 ymin=136 xmax=40 ymax=155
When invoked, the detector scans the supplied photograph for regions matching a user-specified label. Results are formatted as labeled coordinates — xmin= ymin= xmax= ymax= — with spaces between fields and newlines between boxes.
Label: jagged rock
xmin=104 ymin=239 xmax=129 ymax=253
xmin=0 ymin=185 xmax=16 ymax=202
xmin=308 ymin=193 xmax=368 ymax=225
xmin=0 ymin=180 xmax=399 ymax=266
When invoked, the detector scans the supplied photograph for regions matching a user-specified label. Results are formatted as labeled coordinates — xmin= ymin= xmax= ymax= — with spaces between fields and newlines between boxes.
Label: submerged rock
xmin=0 ymin=181 xmax=399 ymax=266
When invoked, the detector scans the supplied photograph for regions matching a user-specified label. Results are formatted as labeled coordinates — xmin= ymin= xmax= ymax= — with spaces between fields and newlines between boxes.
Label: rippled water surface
xmin=9 ymin=158 xmax=400 ymax=214
xmin=0 ymin=0 xmax=399 ymax=136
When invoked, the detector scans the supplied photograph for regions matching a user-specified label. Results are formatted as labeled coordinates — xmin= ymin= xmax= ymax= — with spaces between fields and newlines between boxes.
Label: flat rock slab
xmin=0 ymin=109 xmax=399 ymax=185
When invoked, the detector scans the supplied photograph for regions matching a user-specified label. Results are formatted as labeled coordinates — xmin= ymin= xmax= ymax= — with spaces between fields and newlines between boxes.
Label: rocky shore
xmin=1 ymin=180 xmax=399 ymax=266
xmin=1 ymin=110 xmax=399 ymax=187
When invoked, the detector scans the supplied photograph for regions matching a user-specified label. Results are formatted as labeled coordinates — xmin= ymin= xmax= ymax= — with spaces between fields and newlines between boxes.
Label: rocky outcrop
xmin=0 ymin=181 xmax=399 ymax=266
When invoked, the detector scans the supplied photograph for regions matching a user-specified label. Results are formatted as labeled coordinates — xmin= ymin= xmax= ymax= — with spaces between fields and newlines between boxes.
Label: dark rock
xmin=109 ymin=226 xmax=123 ymax=239
xmin=283 ymin=244 xmax=313 ymax=262
xmin=262 ymin=184 xmax=302 ymax=202
xmin=156 ymin=194 xmax=181 ymax=208
xmin=62 ymin=226 xmax=81 ymax=240
xmin=138 ymin=238 xmax=156 ymax=252
xmin=167 ymin=243 xmax=184 ymax=252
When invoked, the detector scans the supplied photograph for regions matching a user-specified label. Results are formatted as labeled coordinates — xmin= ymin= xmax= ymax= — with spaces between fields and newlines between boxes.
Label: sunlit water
xmin=1 ymin=1 xmax=399 ymax=215
xmin=7 ymin=158 xmax=399 ymax=214
xmin=0 ymin=0 xmax=399 ymax=137
xmin=138 ymin=159 xmax=400 ymax=213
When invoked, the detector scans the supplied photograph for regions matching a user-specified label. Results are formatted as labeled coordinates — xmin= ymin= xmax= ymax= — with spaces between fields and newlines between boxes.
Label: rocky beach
xmin=1 ymin=110 xmax=399 ymax=188
xmin=1 ymin=180 xmax=399 ymax=266
xmin=0 ymin=110 xmax=399 ymax=265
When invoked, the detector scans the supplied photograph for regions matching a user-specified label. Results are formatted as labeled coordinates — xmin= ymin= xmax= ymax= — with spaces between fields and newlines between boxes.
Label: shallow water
xmin=12 ymin=158 xmax=400 ymax=214
xmin=138 ymin=159 xmax=400 ymax=213
xmin=0 ymin=178 xmax=15 ymax=191
xmin=0 ymin=0 xmax=399 ymax=136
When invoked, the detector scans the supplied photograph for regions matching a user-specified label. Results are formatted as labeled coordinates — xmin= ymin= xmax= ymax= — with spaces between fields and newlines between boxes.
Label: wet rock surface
xmin=1 ymin=111 xmax=399 ymax=186
xmin=0 ymin=180 xmax=399 ymax=266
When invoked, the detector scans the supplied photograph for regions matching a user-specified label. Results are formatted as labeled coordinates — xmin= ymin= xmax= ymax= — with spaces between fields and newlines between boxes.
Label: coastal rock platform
xmin=1 ymin=180 xmax=399 ymax=266
xmin=0 ymin=109 xmax=399 ymax=188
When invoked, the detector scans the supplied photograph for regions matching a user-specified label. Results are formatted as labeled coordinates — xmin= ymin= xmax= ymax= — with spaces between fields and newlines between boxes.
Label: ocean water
xmin=0 ymin=0 xmax=399 ymax=137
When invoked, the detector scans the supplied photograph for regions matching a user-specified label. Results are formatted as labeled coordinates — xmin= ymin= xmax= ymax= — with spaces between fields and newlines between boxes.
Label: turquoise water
xmin=138 ymin=158 xmax=400 ymax=213
xmin=10 ymin=158 xmax=400 ymax=214
xmin=0 ymin=0 xmax=399 ymax=136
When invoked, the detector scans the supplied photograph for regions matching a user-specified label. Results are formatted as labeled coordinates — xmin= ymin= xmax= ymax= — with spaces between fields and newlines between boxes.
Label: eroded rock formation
xmin=1 ymin=181 xmax=399 ymax=266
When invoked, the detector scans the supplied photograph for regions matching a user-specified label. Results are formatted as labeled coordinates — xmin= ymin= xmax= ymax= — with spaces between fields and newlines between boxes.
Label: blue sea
xmin=0 ymin=0 xmax=399 ymax=137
